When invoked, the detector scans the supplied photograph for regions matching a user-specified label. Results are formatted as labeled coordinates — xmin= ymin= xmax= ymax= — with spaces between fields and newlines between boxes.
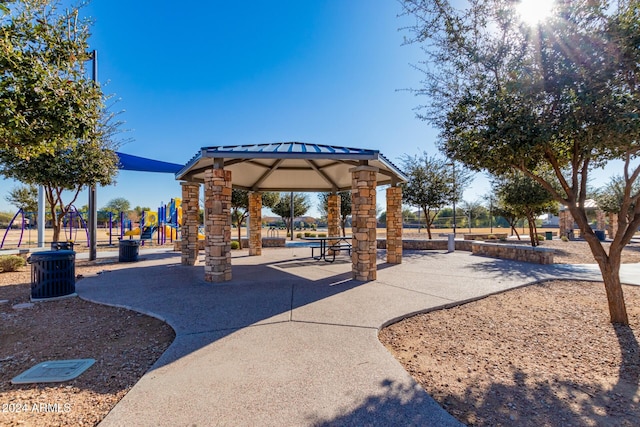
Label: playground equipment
xmin=1 ymin=207 xmax=88 ymax=249
xmin=63 ymin=206 xmax=89 ymax=246
xmin=1 ymin=209 xmax=26 ymax=249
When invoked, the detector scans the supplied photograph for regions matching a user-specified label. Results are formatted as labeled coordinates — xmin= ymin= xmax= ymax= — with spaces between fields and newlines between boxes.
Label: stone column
xmin=596 ymin=209 xmax=606 ymax=231
xmin=180 ymin=182 xmax=200 ymax=266
xmin=559 ymin=210 xmax=574 ymax=239
xmin=386 ymin=186 xmax=403 ymax=264
xmin=608 ymin=213 xmax=619 ymax=239
xmin=327 ymin=193 xmax=341 ymax=254
xmin=204 ymin=167 xmax=232 ymax=282
xmin=248 ymin=192 xmax=262 ymax=256
xmin=351 ymin=166 xmax=378 ymax=281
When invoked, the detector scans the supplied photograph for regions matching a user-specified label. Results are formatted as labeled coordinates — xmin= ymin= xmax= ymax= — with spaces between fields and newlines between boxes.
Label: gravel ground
xmin=0 ymin=259 xmax=174 ymax=427
xmin=379 ymin=280 xmax=640 ymax=427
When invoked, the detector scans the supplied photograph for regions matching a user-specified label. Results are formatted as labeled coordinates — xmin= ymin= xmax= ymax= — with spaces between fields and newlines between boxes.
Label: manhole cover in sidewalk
xmin=11 ymin=359 xmax=95 ymax=384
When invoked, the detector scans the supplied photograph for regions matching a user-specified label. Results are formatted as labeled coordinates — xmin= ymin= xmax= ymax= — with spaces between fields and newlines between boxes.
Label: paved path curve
xmin=76 ymin=248 xmax=639 ymax=426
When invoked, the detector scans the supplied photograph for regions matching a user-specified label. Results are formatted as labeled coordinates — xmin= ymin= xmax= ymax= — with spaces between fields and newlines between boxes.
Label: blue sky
xmin=0 ymin=0 xmax=622 ymax=216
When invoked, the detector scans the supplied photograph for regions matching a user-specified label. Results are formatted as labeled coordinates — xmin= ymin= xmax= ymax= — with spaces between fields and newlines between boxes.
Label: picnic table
xmin=302 ymin=236 xmax=352 ymax=263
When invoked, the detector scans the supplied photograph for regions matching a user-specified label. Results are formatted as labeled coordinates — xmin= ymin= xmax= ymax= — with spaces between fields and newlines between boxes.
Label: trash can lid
xmin=29 ymin=250 xmax=76 ymax=261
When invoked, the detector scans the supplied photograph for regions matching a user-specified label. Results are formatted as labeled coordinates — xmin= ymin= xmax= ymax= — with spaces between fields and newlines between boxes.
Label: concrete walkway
xmin=76 ymin=248 xmax=640 ymax=426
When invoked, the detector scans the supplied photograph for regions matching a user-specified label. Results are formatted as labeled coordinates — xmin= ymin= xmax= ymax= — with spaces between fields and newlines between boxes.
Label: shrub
xmin=296 ymin=233 xmax=303 ymax=238
xmin=304 ymin=232 xmax=311 ymax=237
xmin=318 ymin=233 xmax=327 ymax=237
xmin=230 ymin=241 xmax=240 ymax=250
xmin=487 ymin=234 xmax=497 ymax=240
xmin=537 ymin=234 xmax=546 ymax=241
xmin=499 ymin=237 xmax=508 ymax=242
xmin=309 ymin=233 xmax=317 ymax=237
xmin=560 ymin=235 xmax=569 ymax=242
xmin=0 ymin=255 xmax=26 ymax=273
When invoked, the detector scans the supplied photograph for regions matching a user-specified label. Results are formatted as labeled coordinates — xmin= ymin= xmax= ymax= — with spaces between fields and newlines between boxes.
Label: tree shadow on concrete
xmin=310 ymin=379 xmax=462 ymax=427
xmin=467 ymin=257 xmax=602 ymax=283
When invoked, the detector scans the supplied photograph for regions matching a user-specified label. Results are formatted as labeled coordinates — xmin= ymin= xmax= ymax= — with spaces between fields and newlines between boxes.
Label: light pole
xmin=449 ymin=161 xmax=457 ymax=235
xmin=88 ymin=49 xmax=98 ymax=261
xmin=489 ymin=195 xmax=493 ymax=233
xmin=290 ymin=191 xmax=294 ymax=241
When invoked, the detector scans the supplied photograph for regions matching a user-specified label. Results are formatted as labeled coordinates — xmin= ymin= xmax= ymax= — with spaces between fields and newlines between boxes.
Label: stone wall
xmin=240 ymin=237 xmax=286 ymax=248
xmin=463 ymin=233 xmax=508 ymax=241
xmin=377 ymin=239 xmax=473 ymax=251
xmin=471 ymin=242 xmax=554 ymax=264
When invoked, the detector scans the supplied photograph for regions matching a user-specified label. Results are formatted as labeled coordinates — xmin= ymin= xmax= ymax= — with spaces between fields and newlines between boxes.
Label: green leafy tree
xmin=494 ymin=173 xmax=558 ymax=246
xmin=100 ymin=197 xmax=130 ymax=226
xmin=595 ymin=176 xmax=640 ymax=217
xmin=378 ymin=211 xmax=386 ymax=225
xmin=230 ymin=190 xmax=280 ymax=243
xmin=0 ymin=1 xmax=120 ymax=242
xmin=401 ymin=153 xmax=470 ymax=239
xmin=0 ymin=1 xmax=102 ymax=159
xmin=318 ymin=191 xmax=352 ymax=236
xmin=402 ymin=0 xmax=640 ymax=324
xmin=103 ymin=197 xmax=131 ymax=215
xmin=1 ymin=140 xmax=119 ymax=241
xmin=270 ymin=193 xmax=311 ymax=233
xmin=5 ymin=184 xmax=39 ymax=213
xmin=460 ymin=200 xmax=489 ymax=232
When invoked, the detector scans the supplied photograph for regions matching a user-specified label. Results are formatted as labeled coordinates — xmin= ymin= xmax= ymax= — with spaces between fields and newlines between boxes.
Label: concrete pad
xmin=100 ymin=322 xmax=462 ymax=427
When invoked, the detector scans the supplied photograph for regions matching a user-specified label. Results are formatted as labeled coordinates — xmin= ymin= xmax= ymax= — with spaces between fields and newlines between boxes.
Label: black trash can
xmin=30 ymin=250 xmax=76 ymax=300
xmin=594 ymin=230 xmax=606 ymax=241
xmin=119 ymin=239 xmax=140 ymax=262
xmin=51 ymin=241 xmax=74 ymax=251
xmin=545 ymin=231 xmax=553 ymax=241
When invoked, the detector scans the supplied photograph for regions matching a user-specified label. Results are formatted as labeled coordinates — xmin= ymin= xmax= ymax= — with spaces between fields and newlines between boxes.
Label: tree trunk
xmin=527 ymin=215 xmax=537 ymax=247
xmin=49 ymin=203 xmax=62 ymax=242
xmin=598 ymin=257 xmax=629 ymax=325
xmin=509 ymin=220 xmax=521 ymax=240
xmin=572 ymin=206 xmax=629 ymax=325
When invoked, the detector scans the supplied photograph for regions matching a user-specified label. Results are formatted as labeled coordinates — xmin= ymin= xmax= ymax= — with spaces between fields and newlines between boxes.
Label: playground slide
xmin=119 ymin=225 xmax=180 ymax=239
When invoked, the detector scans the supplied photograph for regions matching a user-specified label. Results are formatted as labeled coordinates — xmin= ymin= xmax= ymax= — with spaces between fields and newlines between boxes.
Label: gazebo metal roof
xmin=175 ymin=142 xmax=407 ymax=192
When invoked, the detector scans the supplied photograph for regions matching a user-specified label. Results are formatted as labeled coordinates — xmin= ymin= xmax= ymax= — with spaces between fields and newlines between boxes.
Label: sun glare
xmin=516 ymin=0 xmax=556 ymax=26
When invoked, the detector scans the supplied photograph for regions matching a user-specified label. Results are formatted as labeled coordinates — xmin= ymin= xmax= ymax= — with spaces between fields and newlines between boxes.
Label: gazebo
xmin=175 ymin=142 xmax=408 ymax=282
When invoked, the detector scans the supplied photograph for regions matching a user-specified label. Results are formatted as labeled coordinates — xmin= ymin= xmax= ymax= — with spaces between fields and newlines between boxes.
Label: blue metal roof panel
xmin=199 ymin=142 xmax=377 ymax=157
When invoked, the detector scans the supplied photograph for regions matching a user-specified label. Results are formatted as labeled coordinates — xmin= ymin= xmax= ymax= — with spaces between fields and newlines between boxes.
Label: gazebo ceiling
xmin=176 ymin=142 xmax=407 ymax=192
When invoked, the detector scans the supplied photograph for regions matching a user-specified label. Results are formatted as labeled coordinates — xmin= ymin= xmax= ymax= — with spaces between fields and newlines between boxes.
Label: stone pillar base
xmin=351 ymin=166 xmax=378 ymax=281
xmin=386 ymin=186 xmax=402 ymax=264
xmin=204 ymin=168 xmax=232 ymax=282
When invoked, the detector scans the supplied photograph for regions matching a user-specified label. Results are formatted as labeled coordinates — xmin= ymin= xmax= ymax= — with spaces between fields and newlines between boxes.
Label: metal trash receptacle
xmin=119 ymin=239 xmax=140 ymax=262
xmin=30 ymin=250 xmax=76 ymax=300
xmin=594 ymin=230 xmax=606 ymax=241
xmin=51 ymin=241 xmax=74 ymax=251
xmin=545 ymin=231 xmax=553 ymax=241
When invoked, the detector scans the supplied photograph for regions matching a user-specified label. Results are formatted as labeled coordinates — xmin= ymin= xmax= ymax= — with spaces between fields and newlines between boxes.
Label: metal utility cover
xmin=11 ymin=359 xmax=95 ymax=384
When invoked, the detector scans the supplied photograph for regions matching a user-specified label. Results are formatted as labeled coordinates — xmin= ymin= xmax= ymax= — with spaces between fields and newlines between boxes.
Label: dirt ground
xmin=1 ymin=238 xmax=639 ymax=426
xmin=0 ymin=260 xmax=174 ymax=426
xmin=378 ymin=238 xmax=640 ymax=426
xmin=379 ymin=280 xmax=640 ymax=427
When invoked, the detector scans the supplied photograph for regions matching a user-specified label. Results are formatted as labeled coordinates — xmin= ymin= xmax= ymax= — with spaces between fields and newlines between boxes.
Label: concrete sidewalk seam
xmin=375 ymin=280 xmax=459 ymax=302
xmin=289 ymin=319 xmax=379 ymax=331
xmin=181 ymin=320 xmax=293 ymax=337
